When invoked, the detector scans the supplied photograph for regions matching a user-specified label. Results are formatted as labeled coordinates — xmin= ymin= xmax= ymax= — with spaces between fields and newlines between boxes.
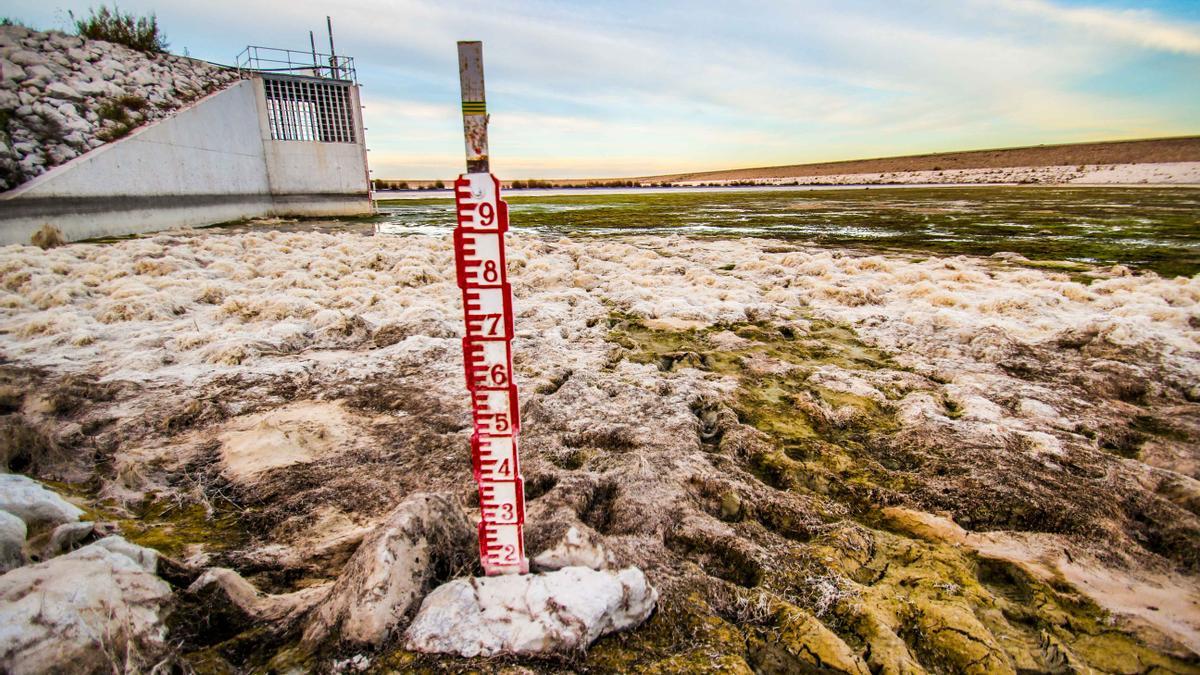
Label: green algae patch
xmin=807 ymin=521 xmax=1200 ymax=675
xmin=607 ymin=314 xmax=907 ymax=505
xmin=606 ymin=314 xmax=899 ymax=379
xmin=43 ymin=480 xmax=250 ymax=562
xmin=602 ymin=314 xmax=1200 ymax=673
xmin=118 ymin=495 xmax=247 ymax=559
xmin=588 ymin=591 xmax=750 ymax=672
xmin=26 ymin=480 xmax=240 ymax=560
xmin=378 ymin=186 xmax=1200 ymax=277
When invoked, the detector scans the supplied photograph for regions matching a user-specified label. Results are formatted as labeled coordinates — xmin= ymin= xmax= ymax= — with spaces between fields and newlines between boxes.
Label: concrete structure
xmin=0 ymin=74 xmax=371 ymax=245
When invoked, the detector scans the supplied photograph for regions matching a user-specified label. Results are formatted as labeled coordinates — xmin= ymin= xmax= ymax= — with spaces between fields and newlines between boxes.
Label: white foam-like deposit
xmin=1 ymin=229 xmax=1198 ymax=483
xmin=1 ymin=231 xmax=1197 ymax=393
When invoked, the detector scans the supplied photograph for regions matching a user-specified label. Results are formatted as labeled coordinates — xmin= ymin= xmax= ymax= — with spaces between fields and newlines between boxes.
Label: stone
xmin=63 ymin=112 xmax=92 ymax=134
xmin=531 ymin=525 xmax=613 ymax=571
xmin=0 ymin=26 xmax=29 ymax=43
xmin=47 ymin=33 xmax=81 ymax=49
xmin=74 ymin=78 xmax=117 ymax=97
xmin=0 ymin=473 xmax=84 ymax=529
xmin=92 ymin=535 xmax=159 ymax=573
xmin=187 ymin=567 xmax=330 ymax=626
xmin=47 ymin=138 xmax=80 ymax=164
xmin=405 ymin=566 xmax=658 ymax=657
xmin=0 ymin=509 xmax=26 ymax=573
xmin=7 ymin=50 xmax=44 ymax=67
xmin=332 ymin=654 xmax=371 ymax=672
xmin=129 ymin=67 xmax=158 ymax=86
xmin=47 ymin=521 xmax=94 ymax=556
xmin=1 ymin=59 xmax=25 ymax=82
xmin=60 ymin=132 xmax=86 ymax=147
xmin=43 ymin=81 xmax=81 ymax=100
xmin=18 ymin=155 xmax=45 ymax=174
xmin=301 ymin=492 xmax=476 ymax=647
xmin=21 ymin=63 xmax=53 ymax=85
xmin=95 ymin=58 xmax=126 ymax=74
xmin=0 ymin=541 xmax=172 ymax=674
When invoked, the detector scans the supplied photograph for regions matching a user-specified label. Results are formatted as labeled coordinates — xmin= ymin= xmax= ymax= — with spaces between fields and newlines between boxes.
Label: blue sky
xmin=5 ymin=0 xmax=1199 ymax=178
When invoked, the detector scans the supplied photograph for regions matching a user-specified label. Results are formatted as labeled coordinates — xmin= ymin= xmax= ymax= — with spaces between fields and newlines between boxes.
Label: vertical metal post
xmin=457 ymin=41 xmax=488 ymax=173
xmin=309 ymin=31 xmax=319 ymax=76
xmin=327 ymin=16 xmax=338 ymax=79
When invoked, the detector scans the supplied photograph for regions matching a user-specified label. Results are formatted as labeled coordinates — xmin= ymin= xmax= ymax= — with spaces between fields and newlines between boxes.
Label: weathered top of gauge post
xmin=458 ymin=41 xmax=489 ymax=174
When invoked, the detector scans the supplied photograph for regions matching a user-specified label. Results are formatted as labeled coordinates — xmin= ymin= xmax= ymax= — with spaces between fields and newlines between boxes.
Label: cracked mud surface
xmin=1 ymin=224 xmax=1198 ymax=672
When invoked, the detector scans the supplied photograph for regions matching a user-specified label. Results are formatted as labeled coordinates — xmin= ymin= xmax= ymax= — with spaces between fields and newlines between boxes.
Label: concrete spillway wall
xmin=0 ymin=77 xmax=371 ymax=245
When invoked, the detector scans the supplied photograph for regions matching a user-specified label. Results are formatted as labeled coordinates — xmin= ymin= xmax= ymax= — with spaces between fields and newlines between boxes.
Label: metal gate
xmin=261 ymin=75 xmax=356 ymax=144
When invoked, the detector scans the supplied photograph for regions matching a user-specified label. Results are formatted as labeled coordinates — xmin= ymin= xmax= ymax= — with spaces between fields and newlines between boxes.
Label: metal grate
xmin=263 ymin=75 xmax=356 ymax=143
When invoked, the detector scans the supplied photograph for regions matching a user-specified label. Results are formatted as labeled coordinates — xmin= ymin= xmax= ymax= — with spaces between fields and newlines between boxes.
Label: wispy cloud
xmin=350 ymin=0 xmax=1200 ymax=176
xmin=996 ymin=0 xmax=1200 ymax=54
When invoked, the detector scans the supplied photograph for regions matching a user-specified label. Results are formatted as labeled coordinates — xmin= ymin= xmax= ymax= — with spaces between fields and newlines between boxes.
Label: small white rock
xmin=47 ymin=521 xmax=93 ymax=556
xmin=0 ymin=541 xmax=172 ymax=674
xmin=531 ymin=526 xmax=614 ymax=571
xmin=405 ymin=566 xmax=658 ymax=657
xmin=0 ymin=509 xmax=26 ymax=572
xmin=0 ymin=474 xmax=85 ymax=528
xmin=91 ymin=535 xmax=159 ymax=573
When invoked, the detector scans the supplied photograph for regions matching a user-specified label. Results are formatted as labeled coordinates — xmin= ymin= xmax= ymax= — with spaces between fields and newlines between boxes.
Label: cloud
xmin=996 ymin=0 xmax=1200 ymax=55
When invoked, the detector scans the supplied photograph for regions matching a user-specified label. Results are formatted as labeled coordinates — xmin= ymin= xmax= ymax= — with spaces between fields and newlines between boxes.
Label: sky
xmin=5 ymin=0 xmax=1200 ymax=178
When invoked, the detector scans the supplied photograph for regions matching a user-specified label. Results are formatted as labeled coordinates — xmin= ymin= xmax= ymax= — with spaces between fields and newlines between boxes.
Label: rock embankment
xmin=0 ymin=24 xmax=239 ymax=191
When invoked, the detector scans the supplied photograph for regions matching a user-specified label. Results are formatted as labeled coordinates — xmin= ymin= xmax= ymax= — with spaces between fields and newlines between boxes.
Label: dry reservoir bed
xmin=1 ymin=225 xmax=1198 ymax=672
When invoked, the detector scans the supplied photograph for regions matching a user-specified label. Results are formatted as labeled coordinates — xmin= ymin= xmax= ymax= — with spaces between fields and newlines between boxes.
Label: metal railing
xmin=236 ymin=45 xmax=357 ymax=83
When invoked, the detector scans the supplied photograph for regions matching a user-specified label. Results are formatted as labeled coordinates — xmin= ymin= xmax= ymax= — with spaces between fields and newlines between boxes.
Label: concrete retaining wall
xmin=1 ymin=77 xmax=371 ymax=246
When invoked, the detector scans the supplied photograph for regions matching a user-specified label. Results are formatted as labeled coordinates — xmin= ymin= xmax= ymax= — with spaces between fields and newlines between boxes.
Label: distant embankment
xmin=640 ymin=136 xmax=1200 ymax=184
xmin=379 ymin=136 xmax=1200 ymax=189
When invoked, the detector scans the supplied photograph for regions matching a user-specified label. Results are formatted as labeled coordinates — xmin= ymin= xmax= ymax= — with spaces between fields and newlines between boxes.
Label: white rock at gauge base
xmin=405 ymin=566 xmax=657 ymax=657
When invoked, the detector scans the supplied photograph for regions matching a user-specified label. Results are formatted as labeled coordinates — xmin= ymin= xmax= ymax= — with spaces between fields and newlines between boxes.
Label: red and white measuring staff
xmin=454 ymin=172 xmax=528 ymax=575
